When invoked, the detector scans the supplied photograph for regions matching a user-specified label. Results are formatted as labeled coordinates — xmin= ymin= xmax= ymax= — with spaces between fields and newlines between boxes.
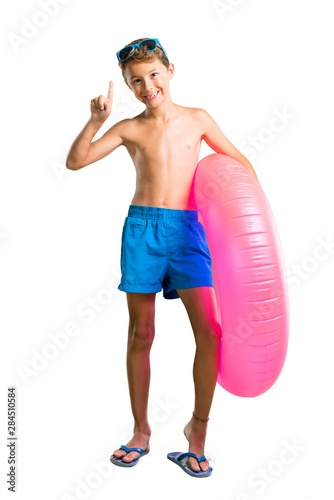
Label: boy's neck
xmin=143 ymin=95 xmax=178 ymax=122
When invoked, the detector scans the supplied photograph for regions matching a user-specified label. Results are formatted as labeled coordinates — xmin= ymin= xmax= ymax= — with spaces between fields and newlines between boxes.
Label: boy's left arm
xmin=196 ymin=108 xmax=259 ymax=182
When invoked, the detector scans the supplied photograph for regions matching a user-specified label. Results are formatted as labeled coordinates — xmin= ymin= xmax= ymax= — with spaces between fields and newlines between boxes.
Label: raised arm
xmin=196 ymin=108 xmax=259 ymax=182
xmin=66 ymin=80 xmax=127 ymax=170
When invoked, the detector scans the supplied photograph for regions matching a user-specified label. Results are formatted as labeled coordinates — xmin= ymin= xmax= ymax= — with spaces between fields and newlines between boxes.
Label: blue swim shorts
xmin=117 ymin=205 xmax=214 ymax=299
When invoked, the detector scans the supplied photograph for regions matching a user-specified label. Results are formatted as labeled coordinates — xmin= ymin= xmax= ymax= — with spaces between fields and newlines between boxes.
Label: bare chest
xmin=124 ymin=114 xmax=202 ymax=182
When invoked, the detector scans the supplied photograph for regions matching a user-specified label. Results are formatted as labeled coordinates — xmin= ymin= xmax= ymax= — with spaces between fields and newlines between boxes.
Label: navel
xmin=162 ymin=200 xmax=167 ymax=205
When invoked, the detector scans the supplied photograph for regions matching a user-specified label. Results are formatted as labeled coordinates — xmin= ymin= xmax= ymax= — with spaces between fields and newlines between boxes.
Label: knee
xmin=196 ymin=322 xmax=222 ymax=346
xmin=128 ymin=324 xmax=155 ymax=350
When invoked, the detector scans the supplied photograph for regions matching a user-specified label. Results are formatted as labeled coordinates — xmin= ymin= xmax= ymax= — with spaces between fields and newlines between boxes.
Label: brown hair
xmin=117 ymin=37 xmax=170 ymax=82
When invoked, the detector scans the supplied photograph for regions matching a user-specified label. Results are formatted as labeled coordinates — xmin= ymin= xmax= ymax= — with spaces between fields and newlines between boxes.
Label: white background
xmin=1 ymin=0 xmax=334 ymax=498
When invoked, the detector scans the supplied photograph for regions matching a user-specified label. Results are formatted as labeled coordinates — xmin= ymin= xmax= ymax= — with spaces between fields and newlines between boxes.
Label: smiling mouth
xmin=143 ymin=90 xmax=160 ymax=100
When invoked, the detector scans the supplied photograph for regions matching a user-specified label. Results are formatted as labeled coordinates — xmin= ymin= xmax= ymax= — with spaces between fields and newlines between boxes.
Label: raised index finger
xmin=107 ymin=80 xmax=113 ymax=100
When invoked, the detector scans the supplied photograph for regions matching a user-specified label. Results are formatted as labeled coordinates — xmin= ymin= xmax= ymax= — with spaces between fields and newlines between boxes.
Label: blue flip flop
xmin=110 ymin=445 xmax=150 ymax=467
xmin=167 ymin=451 xmax=213 ymax=477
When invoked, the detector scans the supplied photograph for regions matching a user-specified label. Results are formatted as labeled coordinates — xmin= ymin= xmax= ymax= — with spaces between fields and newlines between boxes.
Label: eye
xmin=134 ymin=79 xmax=141 ymax=84
xmin=151 ymin=73 xmax=157 ymax=77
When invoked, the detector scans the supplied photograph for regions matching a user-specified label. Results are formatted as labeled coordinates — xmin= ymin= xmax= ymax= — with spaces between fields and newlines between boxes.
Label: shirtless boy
xmin=66 ymin=38 xmax=258 ymax=478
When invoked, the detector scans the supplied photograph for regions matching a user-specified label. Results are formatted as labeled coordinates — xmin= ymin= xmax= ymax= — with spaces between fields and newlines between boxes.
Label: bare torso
xmin=122 ymin=105 xmax=204 ymax=210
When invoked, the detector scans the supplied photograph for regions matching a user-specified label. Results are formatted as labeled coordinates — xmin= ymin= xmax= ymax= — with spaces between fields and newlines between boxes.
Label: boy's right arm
xmin=66 ymin=80 xmax=126 ymax=170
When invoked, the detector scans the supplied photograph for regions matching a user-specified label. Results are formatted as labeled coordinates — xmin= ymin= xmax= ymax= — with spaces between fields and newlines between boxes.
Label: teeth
xmin=146 ymin=91 xmax=158 ymax=98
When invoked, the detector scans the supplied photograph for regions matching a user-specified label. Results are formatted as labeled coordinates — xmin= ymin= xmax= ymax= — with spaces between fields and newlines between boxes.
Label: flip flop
xmin=167 ymin=451 xmax=213 ymax=478
xmin=110 ymin=445 xmax=150 ymax=467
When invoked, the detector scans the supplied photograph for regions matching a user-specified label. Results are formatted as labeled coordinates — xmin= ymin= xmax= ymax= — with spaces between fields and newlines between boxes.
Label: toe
xmin=122 ymin=451 xmax=139 ymax=462
xmin=200 ymin=460 xmax=209 ymax=472
xmin=187 ymin=457 xmax=200 ymax=472
xmin=112 ymin=450 xmax=125 ymax=458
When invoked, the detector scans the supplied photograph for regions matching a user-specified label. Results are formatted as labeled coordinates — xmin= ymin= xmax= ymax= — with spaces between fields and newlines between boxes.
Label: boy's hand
xmin=90 ymin=80 xmax=113 ymax=124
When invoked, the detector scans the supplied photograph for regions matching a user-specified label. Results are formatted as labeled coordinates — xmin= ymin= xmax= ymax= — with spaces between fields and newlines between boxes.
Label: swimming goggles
xmin=116 ymin=38 xmax=168 ymax=62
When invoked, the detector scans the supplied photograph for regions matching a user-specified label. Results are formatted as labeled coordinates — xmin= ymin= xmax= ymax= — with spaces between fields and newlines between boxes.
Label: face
xmin=124 ymin=59 xmax=174 ymax=105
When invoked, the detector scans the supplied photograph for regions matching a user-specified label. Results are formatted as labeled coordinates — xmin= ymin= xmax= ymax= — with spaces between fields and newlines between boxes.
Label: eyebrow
xmin=130 ymin=69 xmax=159 ymax=81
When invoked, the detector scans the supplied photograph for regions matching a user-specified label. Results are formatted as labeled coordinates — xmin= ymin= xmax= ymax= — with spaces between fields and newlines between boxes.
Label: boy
xmin=66 ymin=38 xmax=258 ymax=478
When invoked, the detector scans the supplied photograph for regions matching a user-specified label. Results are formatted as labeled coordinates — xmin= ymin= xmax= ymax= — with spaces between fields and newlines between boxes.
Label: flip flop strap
xmin=177 ymin=452 xmax=207 ymax=463
xmin=120 ymin=445 xmax=144 ymax=454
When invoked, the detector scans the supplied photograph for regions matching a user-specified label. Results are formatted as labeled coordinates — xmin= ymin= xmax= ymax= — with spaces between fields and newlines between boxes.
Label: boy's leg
xmin=112 ymin=291 xmax=156 ymax=463
xmin=175 ymin=285 xmax=221 ymax=473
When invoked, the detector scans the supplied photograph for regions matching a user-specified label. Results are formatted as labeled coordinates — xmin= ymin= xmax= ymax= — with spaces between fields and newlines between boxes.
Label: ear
xmin=168 ymin=63 xmax=175 ymax=80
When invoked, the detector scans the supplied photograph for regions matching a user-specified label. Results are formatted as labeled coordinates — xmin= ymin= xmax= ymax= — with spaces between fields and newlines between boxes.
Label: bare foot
xmin=183 ymin=417 xmax=210 ymax=473
xmin=112 ymin=428 xmax=151 ymax=464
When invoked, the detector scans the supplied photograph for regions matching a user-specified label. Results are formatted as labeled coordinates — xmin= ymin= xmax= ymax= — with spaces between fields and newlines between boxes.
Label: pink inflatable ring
xmin=193 ymin=154 xmax=289 ymax=397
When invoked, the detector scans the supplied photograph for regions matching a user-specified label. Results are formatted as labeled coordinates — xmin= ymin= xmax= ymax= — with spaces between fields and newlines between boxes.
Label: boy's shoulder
xmin=175 ymin=106 xmax=211 ymax=122
xmin=182 ymin=106 xmax=210 ymax=118
xmin=190 ymin=107 xmax=210 ymax=118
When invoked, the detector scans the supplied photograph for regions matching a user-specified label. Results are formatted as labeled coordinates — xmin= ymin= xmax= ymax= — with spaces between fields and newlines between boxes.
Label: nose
xmin=143 ymin=79 xmax=153 ymax=91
